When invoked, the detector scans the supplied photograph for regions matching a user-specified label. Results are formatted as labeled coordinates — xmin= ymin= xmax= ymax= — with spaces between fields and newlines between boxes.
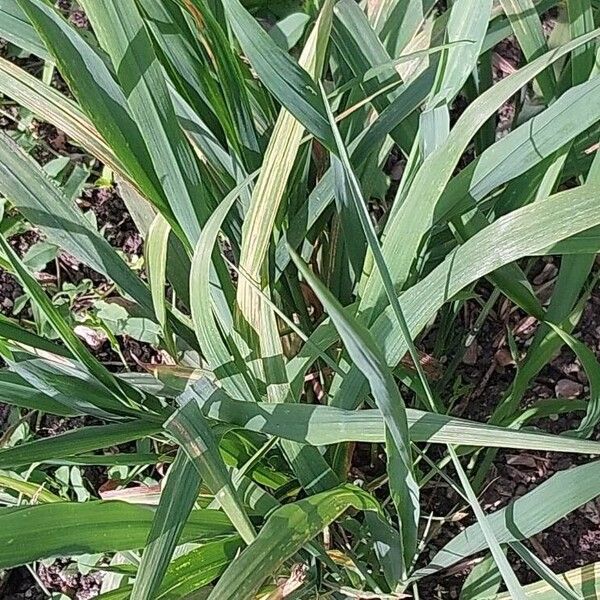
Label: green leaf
xmin=0 ymin=474 xmax=63 ymax=504
xmin=0 ymin=369 xmax=77 ymax=416
xmin=0 ymin=0 xmax=52 ymax=60
xmin=496 ymin=562 xmax=600 ymax=599
xmin=0 ymin=132 xmax=153 ymax=318
xmin=97 ymin=537 xmax=242 ymax=600
xmin=360 ymin=27 xmax=600 ymax=312
xmin=95 ymin=300 xmax=162 ymax=346
xmin=189 ymin=173 xmax=260 ymax=402
xmin=208 ymin=485 xmax=379 ymax=600
xmin=448 ymin=446 xmax=526 ymax=599
xmin=0 ymin=420 xmax=161 ymax=469
xmin=236 ymin=0 xmax=333 ymax=332
xmin=0 ymin=55 xmax=123 ymax=173
xmin=214 ymin=0 xmax=335 ymax=148
xmin=166 ymin=391 xmax=256 ymax=544
xmin=499 ymin=0 xmax=555 ymax=100
xmin=79 ymin=0 xmax=212 ymax=247
xmin=171 ymin=0 xmax=260 ymax=161
xmin=509 ymin=541 xmax=583 ymax=600
xmin=332 ymin=184 xmax=600 ymax=412
xmin=0 ymin=500 xmax=235 ymax=568
xmin=0 ymin=237 xmax=140 ymax=409
xmin=16 ymin=0 xmax=176 ymax=230
xmin=460 ymin=554 xmax=502 ymax=600
xmin=548 ymin=323 xmax=600 ymax=438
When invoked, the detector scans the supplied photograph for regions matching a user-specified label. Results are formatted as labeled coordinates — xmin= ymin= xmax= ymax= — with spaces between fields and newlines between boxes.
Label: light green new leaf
xmin=0 ymin=474 xmax=62 ymax=504
xmin=146 ymin=213 xmax=171 ymax=332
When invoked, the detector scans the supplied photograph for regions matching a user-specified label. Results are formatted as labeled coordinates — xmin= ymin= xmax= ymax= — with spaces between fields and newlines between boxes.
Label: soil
xmin=1 ymin=6 xmax=599 ymax=600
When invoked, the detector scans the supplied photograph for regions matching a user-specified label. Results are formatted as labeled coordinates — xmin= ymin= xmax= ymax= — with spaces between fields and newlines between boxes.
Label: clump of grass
xmin=0 ymin=0 xmax=599 ymax=598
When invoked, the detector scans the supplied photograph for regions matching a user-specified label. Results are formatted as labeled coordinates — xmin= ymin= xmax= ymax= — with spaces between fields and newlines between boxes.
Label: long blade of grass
xmin=0 ymin=475 xmax=62 ymax=504
xmin=331 ymin=183 xmax=600 ymax=412
xmin=290 ymin=248 xmax=419 ymax=578
xmin=0 ymin=237 xmax=141 ymax=408
xmin=0 ymin=370 xmax=79 ymax=416
xmin=0 ymin=132 xmax=154 ymax=318
xmin=0 ymin=56 xmax=122 ymax=172
xmin=360 ymin=27 xmax=600 ymax=313
xmin=0 ymin=0 xmax=52 ymax=60
xmin=16 ymin=0 xmax=179 ymax=233
xmin=499 ymin=0 xmax=555 ymax=100
xmin=173 ymin=0 xmax=261 ymax=161
xmin=236 ymin=0 xmax=333 ymax=332
xmin=496 ymin=562 xmax=600 ymax=599
xmin=195 ymin=381 xmax=600 ymax=453
xmin=548 ymin=323 xmax=600 ymax=438
xmin=415 ymin=459 xmax=600 ymax=578
xmin=420 ymin=0 xmax=492 ymax=155
xmin=189 ymin=173 xmax=260 ymax=401
xmin=2 ymin=351 xmax=154 ymax=420
xmin=566 ymin=0 xmax=595 ymax=84
xmin=509 ymin=541 xmax=583 ymax=600
xmin=131 ymin=448 xmax=203 ymax=600
xmin=447 ymin=446 xmax=526 ymax=599
xmin=214 ymin=0 xmax=334 ymax=148
xmin=96 ymin=538 xmax=243 ymax=600
xmin=459 ymin=553 xmax=502 ymax=600
xmin=321 ymin=82 xmax=439 ymax=416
